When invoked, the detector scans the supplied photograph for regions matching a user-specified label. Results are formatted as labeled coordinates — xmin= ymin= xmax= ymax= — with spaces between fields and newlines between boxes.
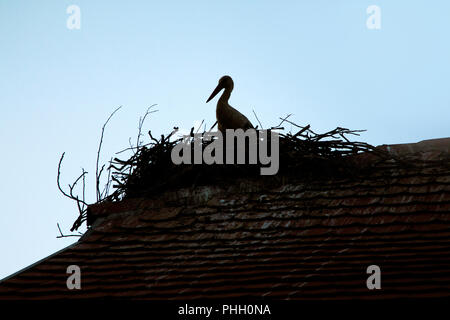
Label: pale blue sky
xmin=0 ymin=0 xmax=449 ymax=279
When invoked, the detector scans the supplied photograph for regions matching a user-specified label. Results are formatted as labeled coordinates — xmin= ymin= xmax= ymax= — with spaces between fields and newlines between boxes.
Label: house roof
xmin=1 ymin=137 xmax=450 ymax=300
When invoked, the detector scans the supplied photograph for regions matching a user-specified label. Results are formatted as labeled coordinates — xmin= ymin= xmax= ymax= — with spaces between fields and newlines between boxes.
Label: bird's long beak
xmin=206 ymin=84 xmax=223 ymax=103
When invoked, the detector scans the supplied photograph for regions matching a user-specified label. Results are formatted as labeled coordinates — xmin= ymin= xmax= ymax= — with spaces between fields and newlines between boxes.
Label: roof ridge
xmin=378 ymin=137 xmax=450 ymax=155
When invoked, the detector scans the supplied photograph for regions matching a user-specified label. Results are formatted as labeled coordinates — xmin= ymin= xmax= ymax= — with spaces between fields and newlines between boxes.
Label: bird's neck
xmin=219 ymin=87 xmax=232 ymax=104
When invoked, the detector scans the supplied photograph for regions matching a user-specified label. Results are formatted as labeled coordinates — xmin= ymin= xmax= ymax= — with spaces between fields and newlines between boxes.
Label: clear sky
xmin=0 ymin=0 xmax=449 ymax=280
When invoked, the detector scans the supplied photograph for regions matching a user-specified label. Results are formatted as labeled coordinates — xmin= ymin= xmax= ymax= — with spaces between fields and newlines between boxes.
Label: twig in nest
xmin=208 ymin=121 xmax=218 ymax=132
xmin=101 ymin=157 xmax=114 ymax=199
xmin=148 ymin=130 xmax=159 ymax=143
xmin=57 ymin=152 xmax=89 ymax=232
xmin=96 ymin=106 xmax=122 ymax=202
xmin=57 ymin=153 xmax=89 ymax=209
xmin=293 ymin=124 xmax=310 ymax=138
xmin=276 ymin=114 xmax=292 ymax=128
xmin=136 ymin=104 xmax=158 ymax=150
xmin=252 ymin=109 xmax=263 ymax=129
xmin=56 ymin=223 xmax=82 ymax=238
xmin=195 ymin=120 xmax=205 ymax=134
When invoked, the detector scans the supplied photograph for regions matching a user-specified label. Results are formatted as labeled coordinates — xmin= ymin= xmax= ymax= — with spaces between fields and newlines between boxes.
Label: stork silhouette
xmin=206 ymin=76 xmax=254 ymax=133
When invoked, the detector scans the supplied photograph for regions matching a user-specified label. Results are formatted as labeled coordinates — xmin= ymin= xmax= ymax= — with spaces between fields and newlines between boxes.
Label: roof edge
xmin=0 ymin=242 xmax=78 ymax=283
xmin=378 ymin=137 xmax=450 ymax=155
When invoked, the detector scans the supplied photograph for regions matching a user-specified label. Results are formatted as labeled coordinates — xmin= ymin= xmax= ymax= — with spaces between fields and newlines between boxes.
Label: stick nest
xmin=105 ymin=119 xmax=398 ymax=201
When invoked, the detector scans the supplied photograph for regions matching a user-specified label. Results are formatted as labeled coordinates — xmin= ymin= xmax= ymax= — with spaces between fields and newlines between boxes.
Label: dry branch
xmin=56 ymin=223 xmax=82 ymax=238
xmin=96 ymin=106 xmax=122 ymax=202
xmin=57 ymin=152 xmax=88 ymax=232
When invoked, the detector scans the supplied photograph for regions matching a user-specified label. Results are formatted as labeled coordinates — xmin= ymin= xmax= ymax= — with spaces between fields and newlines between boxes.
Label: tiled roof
xmin=1 ymin=138 xmax=450 ymax=300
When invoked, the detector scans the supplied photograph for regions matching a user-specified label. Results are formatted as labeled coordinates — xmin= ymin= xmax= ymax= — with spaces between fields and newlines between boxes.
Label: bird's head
xmin=206 ymin=75 xmax=234 ymax=103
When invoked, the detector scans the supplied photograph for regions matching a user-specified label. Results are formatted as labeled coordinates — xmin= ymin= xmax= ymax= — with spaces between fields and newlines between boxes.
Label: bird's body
xmin=216 ymin=98 xmax=254 ymax=132
xmin=206 ymin=76 xmax=254 ymax=132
